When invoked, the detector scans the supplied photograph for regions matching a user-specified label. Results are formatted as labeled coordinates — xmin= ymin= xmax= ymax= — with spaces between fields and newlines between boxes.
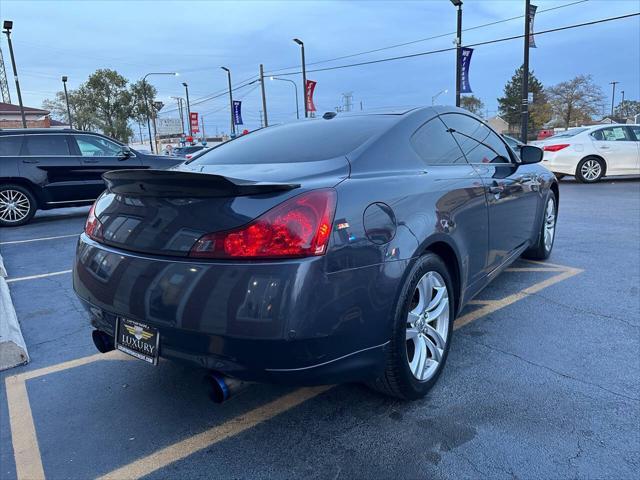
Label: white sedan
xmin=535 ymin=124 xmax=640 ymax=182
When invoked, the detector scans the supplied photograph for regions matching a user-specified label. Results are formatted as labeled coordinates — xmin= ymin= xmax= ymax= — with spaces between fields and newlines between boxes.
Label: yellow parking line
xmin=454 ymin=265 xmax=583 ymax=330
xmin=5 ymin=376 xmax=45 ymax=480
xmin=98 ymin=386 xmax=332 ymax=480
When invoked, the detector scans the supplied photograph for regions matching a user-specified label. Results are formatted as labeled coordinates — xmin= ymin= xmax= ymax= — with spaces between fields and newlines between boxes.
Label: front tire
xmin=523 ymin=191 xmax=557 ymax=260
xmin=369 ymin=253 xmax=455 ymax=400
xmin=0 ymin=184 xmax=37 ymax=227
xmin=576 ymin=157 xmax=605 ymax=183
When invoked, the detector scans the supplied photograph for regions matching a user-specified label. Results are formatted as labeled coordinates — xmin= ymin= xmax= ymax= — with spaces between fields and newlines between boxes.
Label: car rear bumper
xmin=73 ymin=234 xmax=402 ymax=384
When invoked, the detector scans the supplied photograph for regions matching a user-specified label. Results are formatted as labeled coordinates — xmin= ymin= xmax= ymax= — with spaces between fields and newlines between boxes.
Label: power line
xmin=272 ymin=12 xmax=639 ymax=77
xmin=266 ymin=0 xmax=590 ymax=75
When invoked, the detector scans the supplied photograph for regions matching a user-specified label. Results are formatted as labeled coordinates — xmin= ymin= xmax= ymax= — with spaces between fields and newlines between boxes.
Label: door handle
xmin=83 ymin=159 xmax=100 ymax=164
xmin=22 ymin=159 xmax=39 ymax=164
xmin=599 ymin=146 xmax=610 ymax=149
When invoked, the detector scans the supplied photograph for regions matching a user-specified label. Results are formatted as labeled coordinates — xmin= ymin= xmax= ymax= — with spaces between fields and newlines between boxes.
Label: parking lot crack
xmin=461 ymin=336 xmax=640 ymax=403
xmin=527 ymin=291 xmax=639 ymax=329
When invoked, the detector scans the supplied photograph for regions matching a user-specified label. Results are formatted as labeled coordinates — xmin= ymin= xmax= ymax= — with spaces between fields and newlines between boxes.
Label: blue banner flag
xmin=529 ymin=4 xmax=538 ymax=48
xmin=460 ymin=47 xmax=473 ymax=94
xmin=233 ymin=100 xmax=243 ymax=125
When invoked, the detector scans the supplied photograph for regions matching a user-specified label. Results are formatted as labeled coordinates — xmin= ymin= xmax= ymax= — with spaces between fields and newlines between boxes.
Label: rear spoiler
xmin=103 ymin=169 xmax=300 ymax=198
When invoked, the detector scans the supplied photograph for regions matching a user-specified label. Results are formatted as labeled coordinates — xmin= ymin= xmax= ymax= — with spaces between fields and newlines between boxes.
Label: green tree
xmin=42 ymin=89 xmax=96 ymax=131
xmin=615 ymin=99 xmax=640 ymax=119
xmin=497 ymin=66 xmax=551 ymax=135
xmin=82 ymin=69 xmax=133 ymax=141
xmin=129 ymin=80 xmax=157 ymax=125
xmin=547 ymin=74 xmax=604 ymax=129
xmin=460 ymin=95 xmax=485 ymax=116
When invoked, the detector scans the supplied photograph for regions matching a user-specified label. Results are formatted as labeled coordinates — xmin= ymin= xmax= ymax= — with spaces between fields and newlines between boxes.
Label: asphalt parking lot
xmin=1 ymin=178 xmax=638 ymax=480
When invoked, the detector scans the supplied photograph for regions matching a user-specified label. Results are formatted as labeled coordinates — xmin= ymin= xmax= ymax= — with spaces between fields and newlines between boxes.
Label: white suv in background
xmin=535 ymin=124 xmax=640 ymax=182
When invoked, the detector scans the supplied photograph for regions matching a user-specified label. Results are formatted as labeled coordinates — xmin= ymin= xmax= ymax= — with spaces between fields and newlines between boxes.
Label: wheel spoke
xmin=427 ymin=297 xmax=448 ymax=322
xmin=423 ymin=333 xmax=443 ymax=363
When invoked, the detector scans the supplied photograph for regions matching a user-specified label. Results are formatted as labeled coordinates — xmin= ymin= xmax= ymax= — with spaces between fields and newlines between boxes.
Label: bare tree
xmin=547 ymin=74 xmax=604 ymax=129
xmin=460 ymin=95 xmax=485 ymax=116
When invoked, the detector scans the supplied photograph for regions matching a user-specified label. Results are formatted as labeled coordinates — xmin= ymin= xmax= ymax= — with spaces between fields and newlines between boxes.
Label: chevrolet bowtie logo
xmin=124 ymin=324 xmax=153 ymax=341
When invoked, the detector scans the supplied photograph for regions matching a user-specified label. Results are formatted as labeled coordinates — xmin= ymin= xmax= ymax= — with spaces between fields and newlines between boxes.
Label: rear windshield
xmin=190 ymin=116 xmax=393 ymax=165
xmin=549 ymin=128 xmax=588 ymax=139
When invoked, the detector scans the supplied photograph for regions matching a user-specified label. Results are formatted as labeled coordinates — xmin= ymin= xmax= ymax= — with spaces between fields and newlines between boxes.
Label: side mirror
xmin=117 ymin=146 xmax=131 ymax=160
xmin=519 ymin=145 xmax=543 ymax=164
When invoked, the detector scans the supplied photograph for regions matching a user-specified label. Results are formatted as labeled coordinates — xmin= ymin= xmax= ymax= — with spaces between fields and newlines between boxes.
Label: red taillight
xmin=190 ymin=189 xmax=337 ymax=259
xmin=543 ymin=144 xmax=570 ymax=152
xmin=85 ymin=202 xmax=104 ymax=241
xmin=185 ymin=154 xmax=192 ymax=159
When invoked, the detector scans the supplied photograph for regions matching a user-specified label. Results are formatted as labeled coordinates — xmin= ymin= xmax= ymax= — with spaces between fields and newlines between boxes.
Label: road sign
xmin=190 ymin=112 xmax=199 ymax=133
xmin=156 ymin=118 xmax=182 ymax=136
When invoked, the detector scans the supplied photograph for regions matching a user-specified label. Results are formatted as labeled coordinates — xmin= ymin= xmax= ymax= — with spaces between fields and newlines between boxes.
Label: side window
xmin=22 ymin=135 xmax=70 ymax=156
xmin=592 ymin=127 xmax=632 ymax=141
xmin=410 ymin=117 xmax=466 ymax=165
xmin=74 ymin=134 xmax=122 ymax=157
xmin=0 ymin=135 xmax=24 ymax=156
xmin=440 ymin=113 xmax=513 ymax=164
xmin=629 ymin=126 xmax=640 ymax=140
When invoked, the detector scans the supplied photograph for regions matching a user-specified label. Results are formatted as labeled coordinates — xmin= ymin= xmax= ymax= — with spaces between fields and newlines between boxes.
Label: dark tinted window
xmin=440 ymin=114 xmax=512 ymax=164
xmin=23 ymin=135 xmax=70 ymax=155
xmin=190 ymin=116 xmax=392 ymax=165
xmin=410 ymin=117 xmax=466 ymax=165
xmin=0 ymin=135 xmax=24 ymax=156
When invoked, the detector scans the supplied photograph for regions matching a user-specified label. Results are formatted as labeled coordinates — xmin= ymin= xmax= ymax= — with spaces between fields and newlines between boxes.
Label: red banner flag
xmin=190 ymin=112 xmax=199 ymax=133
xmin=305 ymin=80 xmax=317 ymax=112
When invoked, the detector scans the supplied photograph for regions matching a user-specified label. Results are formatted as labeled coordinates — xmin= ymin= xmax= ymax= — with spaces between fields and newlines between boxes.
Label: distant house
xmin=487 ymin=115 xmax=509 ymax=134
xmin=595 ymin=116 xmax=633 ymax=125
xmin=0 ymin=102 xmax=66 ymax=128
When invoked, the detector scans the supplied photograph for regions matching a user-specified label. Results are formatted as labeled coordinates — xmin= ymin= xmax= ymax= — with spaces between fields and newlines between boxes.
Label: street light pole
xmin=432 ymin=88 xmax=448 ymax=106
xmin=293 ymin=38 xmax=307 ymax=118
xmin=520 ymin=0 xmax=532 ymax=143
xmin=172 ymin=97 xmax=185 ymax=135
xmin=609 ymin=81 xmax=619 ymax=117
xmin=450 ymin=1 xmax=463 ymax=108
xmin=259 ymin=64 xmax=268 ymax=127
xmin=270 ymin=76 xmax=299 ymax=119
xmin=142 ymin=72 xmax=178 ymax=153
xmin=221 ymin=67 xmax=235 ymax=136
xmin=182 ymin=83 xmax=192 ymax=137
xmin=61 ymin=76 xmax=73 ymax=128
xmin=2 ymin=21 xmax=26 ymax=128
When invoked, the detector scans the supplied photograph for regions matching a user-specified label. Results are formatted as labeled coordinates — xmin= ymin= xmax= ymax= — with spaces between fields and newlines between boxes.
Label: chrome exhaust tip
xmin=92 ymin=330 xmax=115 ymax=353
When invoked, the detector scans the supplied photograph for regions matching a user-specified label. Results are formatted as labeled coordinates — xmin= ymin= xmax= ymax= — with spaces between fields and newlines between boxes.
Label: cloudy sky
xmin=1 ymin=0 xmax=638 ymax=135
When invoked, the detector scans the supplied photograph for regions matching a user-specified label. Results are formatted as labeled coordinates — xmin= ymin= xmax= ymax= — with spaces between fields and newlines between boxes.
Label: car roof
xmin=0 ymin=128 xmax=82 ymax=135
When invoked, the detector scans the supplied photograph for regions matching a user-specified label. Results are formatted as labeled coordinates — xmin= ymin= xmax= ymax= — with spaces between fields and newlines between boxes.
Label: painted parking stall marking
xmin=3 ymin=260 xmax=583 ymax=480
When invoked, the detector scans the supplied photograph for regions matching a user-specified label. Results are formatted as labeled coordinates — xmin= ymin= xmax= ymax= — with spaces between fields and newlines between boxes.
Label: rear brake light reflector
xmin=543 ymin=144 xmax=570 ymax=152
xmin=85 ymin=202 xmax=104 ymax=241
xmin=190 ymin=189 xmax=337 ymax=259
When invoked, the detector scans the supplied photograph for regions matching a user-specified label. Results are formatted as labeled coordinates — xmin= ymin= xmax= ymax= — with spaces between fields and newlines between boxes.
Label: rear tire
xmin=575 ymin=157 xmax=605 ymax=183
xmin=0 ymin=184 xmax=37 ymax=227
xmin=369 ymin=253 xmax=455 ymax=400
xmin=523 ymin=191 xmax=557 ymax=260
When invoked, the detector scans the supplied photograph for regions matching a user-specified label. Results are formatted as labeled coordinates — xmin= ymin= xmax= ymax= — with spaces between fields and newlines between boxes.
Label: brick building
xmin=0 ymin=102 xmax=68 ymax=128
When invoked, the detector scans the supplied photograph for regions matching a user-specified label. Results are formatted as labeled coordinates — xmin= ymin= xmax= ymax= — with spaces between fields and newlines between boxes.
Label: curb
xmin=0 ymin=252 xmax=29 ymax=371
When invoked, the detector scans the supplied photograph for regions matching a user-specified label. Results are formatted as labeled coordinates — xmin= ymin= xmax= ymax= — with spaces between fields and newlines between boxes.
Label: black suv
xmin=0 ymin=129 xmax=183 ymax=226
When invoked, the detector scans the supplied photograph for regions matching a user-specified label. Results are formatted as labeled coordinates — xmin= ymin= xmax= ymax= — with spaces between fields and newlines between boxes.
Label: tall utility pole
xmin=200 ymin=115 xmax=206 ymax=142
xmin=259 ymin=64 xmax=268 ymax=127
xmin=141 ymin=72 xmax=178 ymax=153
xmin=171 ymin=96 xmax=185 ymax=135
xmin=221 ymin=67 xmax=235 ymax=136
xmin=609 ymin=81 xmax=619 ymax=117
xmin=520 ymin=0 xmax=532 ymax=143
xmin=2 ymin=21 xmax=26 ymax=128
xmin=0 ymin=45 xmax=11 ymax=103
xmin=182 ymin=82 xmax=192 ymax=137
xmin=621 ymin=90 xmax=625 ymax=105
xmin=293 ymin=38 xmax=308 ymax=117
xmin=61 ymin=76 xmax=73 ymax=128
xmin=450 ymin=1 xmax=463 ymax=108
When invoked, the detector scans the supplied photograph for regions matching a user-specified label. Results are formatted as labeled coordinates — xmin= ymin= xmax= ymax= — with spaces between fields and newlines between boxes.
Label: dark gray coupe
xmin=73 ymin=106 xmax=557 ymax=400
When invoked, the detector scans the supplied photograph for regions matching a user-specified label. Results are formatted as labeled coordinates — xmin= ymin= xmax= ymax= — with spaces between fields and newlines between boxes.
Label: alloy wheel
xmin=544 ymin=197 xmax=556 ymax=252
xmin=581 ymin=159 xmax=602 ymax=181
xmin=0 ymin=189 xmax=31 ymax=223
xmin=406 ymin=271 xmax=450 ymax=381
